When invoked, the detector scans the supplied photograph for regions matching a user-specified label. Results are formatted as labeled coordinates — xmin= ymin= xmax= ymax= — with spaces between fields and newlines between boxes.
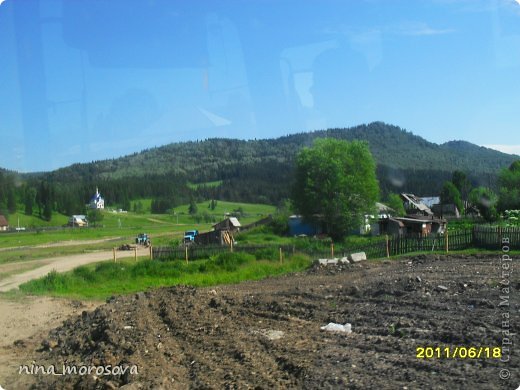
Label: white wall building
xmin=89 ymin=187 xmax=105 ymax=209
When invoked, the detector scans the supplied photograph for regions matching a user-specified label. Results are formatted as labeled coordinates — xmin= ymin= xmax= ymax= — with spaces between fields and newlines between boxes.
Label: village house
xmin=0 ymin=215 xmax=8 ymax=231
xmin=68 ymin=215 xmax=88 ymax=227
xmin=374 ymin=194 xmax=447 ymax=236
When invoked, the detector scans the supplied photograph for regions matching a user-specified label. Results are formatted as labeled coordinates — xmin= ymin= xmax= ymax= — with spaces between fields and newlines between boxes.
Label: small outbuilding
xmin=212 ymin=217 xmax=241 ymax=233
xmin=0 ymin=215 xmax=8 ymax=231
xmin=288 ymin=215 xmax=322 ymax=237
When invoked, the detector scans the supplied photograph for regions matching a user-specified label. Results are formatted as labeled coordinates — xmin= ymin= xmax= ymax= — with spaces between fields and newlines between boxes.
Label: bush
xmin=286 ymin=253 xmax=311 ymax=268
xmin=73 ymin=266 xmax=96 ymax=282
xmin=252 ymin=247 xmax=279 ymax=261
xmin=210 ymin=252 xmax=255 ymax=272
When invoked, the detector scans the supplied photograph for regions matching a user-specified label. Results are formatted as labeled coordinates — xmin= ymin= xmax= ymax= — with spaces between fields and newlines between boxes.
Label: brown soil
xmin=2 ymin=255 xmax=518 ymax=389
xmin=0 ymin=297 xmax=101 ymax=389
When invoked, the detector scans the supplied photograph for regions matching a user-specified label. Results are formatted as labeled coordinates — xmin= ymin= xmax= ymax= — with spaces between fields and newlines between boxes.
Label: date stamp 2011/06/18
xmin=416 ymin=346 xmax=502 ymax=359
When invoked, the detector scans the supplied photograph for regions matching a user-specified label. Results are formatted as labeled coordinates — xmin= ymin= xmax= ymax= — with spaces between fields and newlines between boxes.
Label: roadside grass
xmin=18 ymin=252 xmax=312 ymax=299
xmin=236 ymin=226 xmax=293 ymax=245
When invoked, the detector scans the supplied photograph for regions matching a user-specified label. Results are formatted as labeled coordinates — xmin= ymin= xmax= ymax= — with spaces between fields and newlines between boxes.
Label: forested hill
xmin=12 ymin=122 xmax=519 ymax=207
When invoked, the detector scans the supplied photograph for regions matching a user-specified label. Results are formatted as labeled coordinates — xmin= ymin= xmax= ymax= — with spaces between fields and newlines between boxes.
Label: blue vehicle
xmin=184 ymin=230 xmax=199 ymax=243
xmin=136 ymin=233 xmax=151 ymax=246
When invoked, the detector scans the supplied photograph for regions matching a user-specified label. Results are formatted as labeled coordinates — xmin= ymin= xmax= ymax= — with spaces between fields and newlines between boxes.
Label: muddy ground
xmin=3 ymin=254 xmax=518 ymax=389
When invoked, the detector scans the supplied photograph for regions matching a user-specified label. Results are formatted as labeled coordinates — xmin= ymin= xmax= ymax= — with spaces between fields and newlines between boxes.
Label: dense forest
xmin=0 ymin=122 xmax=517 ymax=220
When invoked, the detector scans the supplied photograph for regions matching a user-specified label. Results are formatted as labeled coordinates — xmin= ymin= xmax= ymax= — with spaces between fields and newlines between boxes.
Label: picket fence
xmin=152 ymin=226 xmax=520 ymax=261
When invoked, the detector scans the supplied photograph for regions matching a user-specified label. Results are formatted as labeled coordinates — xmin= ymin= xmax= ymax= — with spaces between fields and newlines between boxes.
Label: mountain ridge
xmin=2 ymin=122 xmax=517 ymax=205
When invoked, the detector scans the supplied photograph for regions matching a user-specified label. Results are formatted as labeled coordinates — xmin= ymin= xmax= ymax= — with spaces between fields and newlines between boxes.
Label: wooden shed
xmin=0 ymin=215 xmax=9 ymax=231
xmin=212 ymin=217 xmax=241 ymax=233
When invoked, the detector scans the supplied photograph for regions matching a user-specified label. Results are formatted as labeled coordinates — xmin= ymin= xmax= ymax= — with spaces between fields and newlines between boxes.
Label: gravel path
xmin=0 ymin=247 xmax=151 ymax=292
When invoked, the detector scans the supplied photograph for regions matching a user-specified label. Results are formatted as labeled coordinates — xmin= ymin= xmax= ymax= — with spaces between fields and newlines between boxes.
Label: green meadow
xmin=0 ymin=200 xmax=275 ymax=250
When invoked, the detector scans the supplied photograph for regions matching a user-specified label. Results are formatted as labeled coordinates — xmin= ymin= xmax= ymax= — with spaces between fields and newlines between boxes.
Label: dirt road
xmin=0 ymin=237 xmax=124 ymax=252
xmin=0 ymin=247 xmax=151 ymax=292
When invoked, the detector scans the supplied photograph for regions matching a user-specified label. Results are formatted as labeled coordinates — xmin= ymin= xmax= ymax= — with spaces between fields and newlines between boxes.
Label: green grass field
xmin=18 ymin=252 xmax=312 ymax=299
xmin=0 ymin=200 xmax=275 ymax=250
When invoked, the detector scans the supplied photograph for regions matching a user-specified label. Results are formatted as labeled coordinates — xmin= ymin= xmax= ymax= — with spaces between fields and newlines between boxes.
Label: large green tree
xmin=87 ymin=209 xmax=104 ymax=226
xmin=386 ymin=193 xmax=406 ymax=217
xmin=452 ymin=170 xmax=471 ymax=202
xmin=292 ymin=138 xmax=379 ymax=240
xmin=440 ymin=181 xmax=463 ymax=213
xmin=469 ymin=187 xmax=497 ymax=222
xmin=24 ymin=186 xmax=37 ymax=216
xmin=498 ymin=160 xmax=520 ymax=212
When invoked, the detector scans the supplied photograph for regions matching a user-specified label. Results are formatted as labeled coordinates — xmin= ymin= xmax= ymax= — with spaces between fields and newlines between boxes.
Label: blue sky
xmin=0 ymin=0 xmax=519 ymax=172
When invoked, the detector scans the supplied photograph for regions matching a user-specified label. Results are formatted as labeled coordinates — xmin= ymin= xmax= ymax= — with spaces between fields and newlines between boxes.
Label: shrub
xmin=210 ymin=252 xmax=255 ymax=272
xmin=73 ymin=266 xmax=96 ymax=282
xmin=252 ymin=247 xmax=279 ymax=261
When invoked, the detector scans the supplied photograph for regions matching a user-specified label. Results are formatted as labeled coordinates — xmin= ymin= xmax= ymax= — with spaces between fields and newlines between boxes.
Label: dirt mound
xmin=14 ymin=256 xmax=519 ymax=389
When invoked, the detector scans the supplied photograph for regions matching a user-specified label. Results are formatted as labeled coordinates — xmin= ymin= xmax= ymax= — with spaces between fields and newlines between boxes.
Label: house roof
xmin=228 ymin=217 xmax=241 ymax=227
xmin=0 ymin=215 xmax=8 ymax=227
xmin=213 ymin=217 xmax=241 ymax=228
xmin=400 ymin=193 xmax=433 ymax=215
xmin=376 ymin=202 xmax=393 ymax=212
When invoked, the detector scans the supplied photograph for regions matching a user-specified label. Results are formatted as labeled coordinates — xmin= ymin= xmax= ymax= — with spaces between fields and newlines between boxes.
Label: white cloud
xmin=482 ymin=144 xmax=520 ymax=155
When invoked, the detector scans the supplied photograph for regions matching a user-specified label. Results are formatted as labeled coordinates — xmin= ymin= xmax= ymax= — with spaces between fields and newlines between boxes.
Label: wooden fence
xmin=152 ymin=226 xmax=520 ymax=261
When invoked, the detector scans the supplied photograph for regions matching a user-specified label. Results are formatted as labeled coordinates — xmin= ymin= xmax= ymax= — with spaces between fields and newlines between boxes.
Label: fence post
xmin=150 ymin=245 xmax=153 ymax=260
xmin=230 ymin=239 xmax=234 ymax=253
xmin=331 ymin=242 xmax=334 ymax=258
xmin=279 ymin=247 xmax=283 ymax=263
xmin=185 ymin=245 xmax=188 ymax=263
xmin=113 ymin=247 xmax=116 ymax=262
xmin=385 ymin=235 xmax=390 ymax=258
xmin=445 ymin=228 xmax=449 ymax=253
xmin=134 ymin=246 xmax=137 ymax=261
